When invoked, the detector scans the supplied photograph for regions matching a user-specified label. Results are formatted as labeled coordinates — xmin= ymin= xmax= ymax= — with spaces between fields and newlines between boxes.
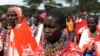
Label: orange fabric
xmin=6 ymin=6 xmax=38 ymax=56
xmin=13 ymin=21 xmax=38 ymax=56
xmin=67 ymin=19 xmax=74 ymax=31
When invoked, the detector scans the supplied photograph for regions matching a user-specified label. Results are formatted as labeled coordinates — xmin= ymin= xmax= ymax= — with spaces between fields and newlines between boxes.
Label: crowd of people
xmin=0 ymin=6 xmax=99 ymax=56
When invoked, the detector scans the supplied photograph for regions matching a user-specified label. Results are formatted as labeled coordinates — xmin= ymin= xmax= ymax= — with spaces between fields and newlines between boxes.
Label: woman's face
xmin=43 ymin=16 xmax=63 ymax=42
xmin=7 ymin=10 xmax=18 ymax=28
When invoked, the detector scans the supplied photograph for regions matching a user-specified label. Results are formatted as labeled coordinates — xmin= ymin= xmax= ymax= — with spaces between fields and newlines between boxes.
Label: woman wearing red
xmin=42 ymin=8 xmax=83 ymax=56
xmin=3 ymin=6 xmax=38 ymax=56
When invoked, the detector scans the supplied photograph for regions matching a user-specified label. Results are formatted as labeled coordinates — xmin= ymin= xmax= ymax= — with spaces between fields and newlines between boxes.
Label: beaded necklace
xmin=43 ymin=32 xmax=67 ymax=56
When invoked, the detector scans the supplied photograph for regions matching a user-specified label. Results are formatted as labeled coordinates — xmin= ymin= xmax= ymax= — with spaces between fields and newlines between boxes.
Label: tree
xmin=23 ymin=0 xmax=44 ymax=14
xmin=79 ymin=0 xmax=99 ymax=12
xmin=65 ymin=0 xmax=100 ymax=13
xmin=23 ymin=0 xmax=43 ymax=8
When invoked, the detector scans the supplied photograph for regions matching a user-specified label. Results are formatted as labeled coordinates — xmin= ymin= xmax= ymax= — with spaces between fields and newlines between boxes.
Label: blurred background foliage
xmin=0 ymin=0 xmax=100 ymax=15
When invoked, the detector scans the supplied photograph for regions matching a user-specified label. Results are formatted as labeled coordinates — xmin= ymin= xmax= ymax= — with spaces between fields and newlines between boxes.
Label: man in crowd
xmin=79 ymin=15 xmax=99 ymax=56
